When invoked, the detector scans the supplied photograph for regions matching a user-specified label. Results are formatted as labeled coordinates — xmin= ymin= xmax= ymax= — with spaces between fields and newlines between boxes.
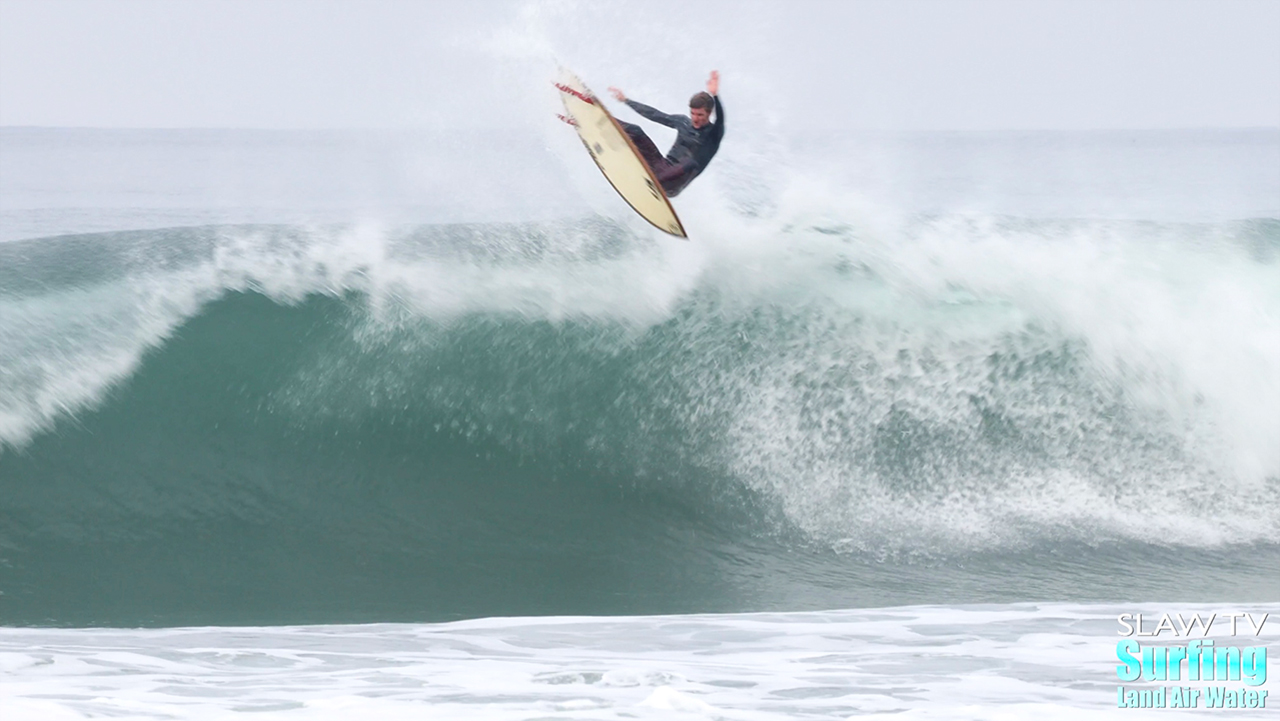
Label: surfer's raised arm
xmin=624 ymin=99 xmax=682 ymax=128
xmin=708 ymin=72 xmax=724 ymax=140
xmin=625 ymin=101 xmax=682 ymax=128
xmin=608 ymin=85 xmax=682 ymax=128
xmin=711 ymin=99 xmax=724 ymax=140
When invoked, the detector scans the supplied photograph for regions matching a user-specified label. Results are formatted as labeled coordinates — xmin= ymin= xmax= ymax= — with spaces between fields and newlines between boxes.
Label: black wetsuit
xmin=618 ymin=95 xmax=724 ymax=197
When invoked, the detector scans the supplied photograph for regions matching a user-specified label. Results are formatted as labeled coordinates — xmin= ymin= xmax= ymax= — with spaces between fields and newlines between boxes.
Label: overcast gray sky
xmin=1 ymin=0 xmax=1277 ymax=131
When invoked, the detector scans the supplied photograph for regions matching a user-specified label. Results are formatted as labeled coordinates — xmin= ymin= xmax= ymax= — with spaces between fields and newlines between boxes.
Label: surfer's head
xmin=689 ymin=92 xmax=714 ymax=128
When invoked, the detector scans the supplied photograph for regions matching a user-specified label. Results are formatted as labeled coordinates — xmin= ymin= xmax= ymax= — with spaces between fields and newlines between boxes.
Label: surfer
xmin=608 ymin=70 xmax=723 ymax=197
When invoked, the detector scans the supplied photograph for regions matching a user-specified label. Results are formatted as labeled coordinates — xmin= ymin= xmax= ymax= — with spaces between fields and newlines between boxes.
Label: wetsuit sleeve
xmin=625 ymin=99 xmax=681 ymax=128
xmin=711 ymin=96 xmax=725 ymax=142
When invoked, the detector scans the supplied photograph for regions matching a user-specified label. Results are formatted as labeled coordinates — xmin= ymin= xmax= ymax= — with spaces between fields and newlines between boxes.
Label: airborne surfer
xmin=607 ymin=70 xmax=723 ymax=197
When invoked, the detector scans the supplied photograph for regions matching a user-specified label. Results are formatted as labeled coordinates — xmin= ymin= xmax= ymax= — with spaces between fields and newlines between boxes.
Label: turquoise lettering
xmin=1242 ymin=646 xmax=1267 ymax=686
xmin=1116 ymin=640 xmax=1141 ymax=681
xmin=1166 ymin=646 xmax=1185 ymax=680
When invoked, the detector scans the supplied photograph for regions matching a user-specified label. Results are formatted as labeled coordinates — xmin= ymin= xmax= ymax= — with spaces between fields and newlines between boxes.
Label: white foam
xmin=2 ymin=603 xmax=1275 ymax=720
xmin=661 ymin=176 xmax=1280 ymax=550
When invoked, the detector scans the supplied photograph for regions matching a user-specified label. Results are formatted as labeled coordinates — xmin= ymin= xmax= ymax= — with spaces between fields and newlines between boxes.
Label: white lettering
xmin=1177 ymin=613 xmax=1215 ymax=637
xmin=1152 ymin=614 xmax=1178 ymax=636
xmin=1118 ymin=613 xmax=1135 ymax=636
xmin=1226 ymin=612 xmax=1244 ymax=635
xmin=1247 ymin=613 xmax=1269 ymax=636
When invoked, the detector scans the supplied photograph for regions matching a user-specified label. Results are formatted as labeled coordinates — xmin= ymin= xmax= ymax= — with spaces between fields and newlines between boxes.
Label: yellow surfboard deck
xmin=556 ymin=71 xmax=687 ymax=239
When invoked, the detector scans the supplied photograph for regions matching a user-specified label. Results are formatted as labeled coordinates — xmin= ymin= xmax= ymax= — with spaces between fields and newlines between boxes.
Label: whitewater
xmin=2 ymin=14 xmax=1280 ymax=713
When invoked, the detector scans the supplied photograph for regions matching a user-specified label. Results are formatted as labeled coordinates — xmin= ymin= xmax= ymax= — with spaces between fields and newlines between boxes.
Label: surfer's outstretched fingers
xmin=608 ymin=86 xmax=626 ymax=101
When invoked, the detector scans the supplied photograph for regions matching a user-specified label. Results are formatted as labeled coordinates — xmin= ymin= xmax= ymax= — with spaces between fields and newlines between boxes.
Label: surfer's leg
xmin=654 ymin=164 xmax=691 ymax=197
xmin=617 ymin=121 xmax=665 ymax=169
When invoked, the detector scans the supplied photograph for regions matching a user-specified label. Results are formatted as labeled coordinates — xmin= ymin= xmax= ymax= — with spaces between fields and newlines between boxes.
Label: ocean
xmin=1 ymin=125 xmax=1278 ymax=718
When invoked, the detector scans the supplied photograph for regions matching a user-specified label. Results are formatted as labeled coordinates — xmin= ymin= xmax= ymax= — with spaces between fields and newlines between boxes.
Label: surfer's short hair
xmin=689 ymin=92 xmax=714 ymax=111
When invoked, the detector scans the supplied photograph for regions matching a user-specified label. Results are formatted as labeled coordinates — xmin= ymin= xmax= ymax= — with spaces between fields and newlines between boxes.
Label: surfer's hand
xmin=608 ymin=87 xmax=627 ymax=102
xmin=707 ymin=70 xmax=719 ymax=96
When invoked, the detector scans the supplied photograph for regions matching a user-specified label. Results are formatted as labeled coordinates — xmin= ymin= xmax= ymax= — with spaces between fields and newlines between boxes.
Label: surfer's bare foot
xmin=608 ymin=86 xmax=627 ymax=102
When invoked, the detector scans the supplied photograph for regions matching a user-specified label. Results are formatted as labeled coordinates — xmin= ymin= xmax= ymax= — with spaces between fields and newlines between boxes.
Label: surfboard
xmin=555 ymin=70 xmax=687 ymax=239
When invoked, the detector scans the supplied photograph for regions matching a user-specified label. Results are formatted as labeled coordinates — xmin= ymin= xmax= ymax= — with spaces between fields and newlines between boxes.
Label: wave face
xmin=2 ymin=208 xmax=1278 ymax=625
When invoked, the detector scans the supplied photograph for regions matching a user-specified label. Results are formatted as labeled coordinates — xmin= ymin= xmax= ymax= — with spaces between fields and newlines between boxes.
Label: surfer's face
xmin=690 ymin=107 xmax=710 ymax=128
